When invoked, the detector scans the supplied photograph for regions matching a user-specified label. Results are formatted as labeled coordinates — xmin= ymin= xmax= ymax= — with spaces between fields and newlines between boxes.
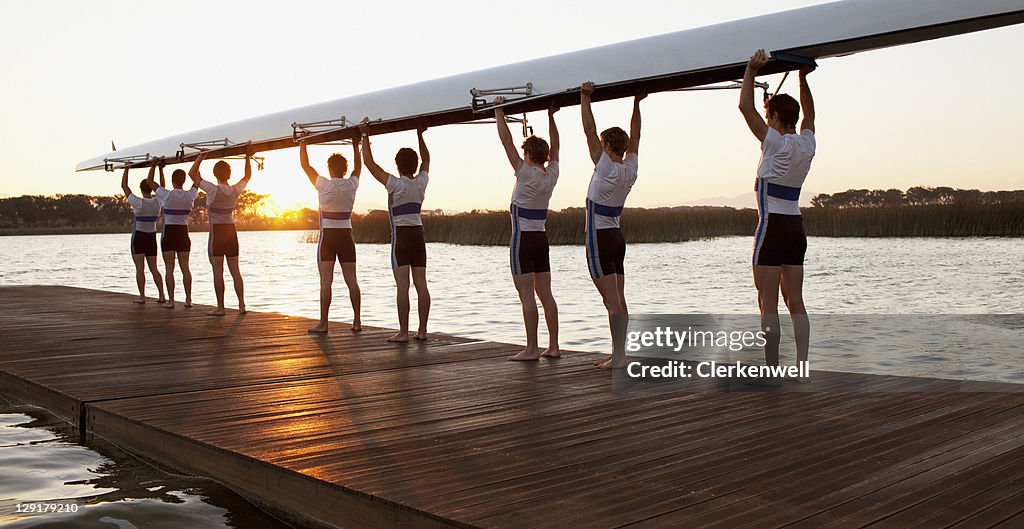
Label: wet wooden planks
xmin=1 ymin=285 xmax=1023 ymax=529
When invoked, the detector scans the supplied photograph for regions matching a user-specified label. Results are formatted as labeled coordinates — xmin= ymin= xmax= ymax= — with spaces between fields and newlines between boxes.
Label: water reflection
xmin=0 ymin=402 xmax=291 ymax=529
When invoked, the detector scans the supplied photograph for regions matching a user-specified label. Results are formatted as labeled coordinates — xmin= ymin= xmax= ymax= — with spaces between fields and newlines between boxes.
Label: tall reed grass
xmin=298 ymin=203 xmax=1023 ymax=245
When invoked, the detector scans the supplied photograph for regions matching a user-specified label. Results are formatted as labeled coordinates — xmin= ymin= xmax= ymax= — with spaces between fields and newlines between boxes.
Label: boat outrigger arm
xmin=291 ymin=117 xmax=383 ymax=146
xmin=175 ymin=139 xmax=266 ymax=171
xmin=103 ymin=153 xmax=151 ymax=172
xmin=77 ymin=0 xmax=1024 ymax=172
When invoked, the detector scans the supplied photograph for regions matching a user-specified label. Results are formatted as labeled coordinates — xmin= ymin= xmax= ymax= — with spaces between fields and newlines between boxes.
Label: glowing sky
xmin=1 ymin=0 xmax=1021 ymax=213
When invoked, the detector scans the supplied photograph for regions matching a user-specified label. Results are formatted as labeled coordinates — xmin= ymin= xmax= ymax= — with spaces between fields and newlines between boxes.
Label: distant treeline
xmin=2 ymin=187 xmax=1022 ymax=240
xmin=0 ymin=191 xmax=271 ymax=232
xmin=811 ymin=187 xmax=1024 ymax=208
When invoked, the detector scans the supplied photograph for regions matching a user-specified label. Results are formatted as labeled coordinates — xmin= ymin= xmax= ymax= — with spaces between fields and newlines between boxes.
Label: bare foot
xmin=238 ymin=304 xmax=247 ymax=315
xmin=184 ymin=299 xmax=193 ymax=308
xmin=207 ymin=307 xmax=226 ymax=316
xmin=133 ymin=299 xmax=146 ymax=304
xmin=308 ymin=323 xmax=329 ymax=334
xmin=414 ymin=331 xmax=428 ymax=341
xmin=596 ymin=357 xmax=627 ymax=369
xmin=157 ymin=298 xmax=167 ymax=304
xmin=388 ymin=332 xmax=409 ymax=343
xmin=540 ymin=348 xmax=561 ymax=358
xmin=162 ymin=302 xmax=175 ymax=309
xmin=508 ymin=349 xmax=541 ymax=361
xmin=351 ymin=322 xmax=363 ymax=332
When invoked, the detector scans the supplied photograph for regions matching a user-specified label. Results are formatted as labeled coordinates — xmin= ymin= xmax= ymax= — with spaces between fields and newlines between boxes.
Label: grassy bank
xmin=4 ymin=203 xmax=1021 ymax=241
xmin=803 ymin=203 xmax=1024 ymax=237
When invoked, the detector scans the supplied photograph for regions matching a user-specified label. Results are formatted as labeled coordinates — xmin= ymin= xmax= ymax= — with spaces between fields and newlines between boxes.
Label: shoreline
xmin=3 ymin=202 xmax=1022 ymax=240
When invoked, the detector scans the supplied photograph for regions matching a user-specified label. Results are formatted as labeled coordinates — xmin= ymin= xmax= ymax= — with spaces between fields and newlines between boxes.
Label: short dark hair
xmin=521 ymin=136 xmax=550 ymax=164
xmin=327 ymin=153 xmax=348 ymax=177
xmin=395 ymin=148 xmax=418 ymax=176
xmin=600 ymin=127 xmax=629 ymax=157
xmin=171 ymin=169 xmax=187 ymax=188
xmin=139 ymin=179 xmax=153 ymax=194
xmin=213 ymin=160 xmax=231 ymax=181
xmin=767 ymin=94 xmax=800 ymax=130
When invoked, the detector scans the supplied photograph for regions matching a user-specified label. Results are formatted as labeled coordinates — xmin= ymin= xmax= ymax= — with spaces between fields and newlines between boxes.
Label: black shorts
xmin=318 ymin=228 xmax=356 ymax=263
xmin=753 ymin=213 xmax=807 ymax=266
xmin=131 ymin=230 xmax=157 ymax=257
xmin=587 ymin=228 xmax=626 ymax=279
xmin=161 ymin=225 xmax=191 ymax=253
xmin=511 ymin=230 xmax=550 ymax=275
xmin=209 ymin=224 xmax=239 ymax=258
xmin=391 ymin=225 xmax=426 ymax=268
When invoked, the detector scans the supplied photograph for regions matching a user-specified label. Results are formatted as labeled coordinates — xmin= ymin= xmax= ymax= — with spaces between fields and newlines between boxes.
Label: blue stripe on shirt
xmin=391 ymin=202 xmax=421 ymax=216
xmin=320 ymin=210 xmax=352 ymax=220
xmin=765 ymin=182 xmax=801 ymax=201
xmin=514 ymin=206 xmax=548 ymax=220
xmin=590 ymin=201 xmax=623 ymax=217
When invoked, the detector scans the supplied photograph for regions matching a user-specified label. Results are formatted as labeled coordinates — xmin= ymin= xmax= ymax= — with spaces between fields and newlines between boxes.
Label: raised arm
xmin=158 ymin=159 xmax=166 ymax=189
xmin=120 ymin=166 xmax=131 ymax=196
xmin=146 ymin=161 xmax=158 ymax=189
xmin=580 ymin=81 xmax=602 ymax=164
xmin=799 ymin=65 xmax=816 ymax=133
xmin=417 ymin=127 xmax=430 ymax=173
xmin=298 ymin=141 xmax=319 ymax=186
xmin=351 ymin=137 xmax=362 ymax=178
xmin=739 ymin=49 xmax=770 ymax=142
xmin=359 ymin=123 xmax=389 ymax=186
xmin=626 ymin=93 xmax=645 ymax=156
xmin=493 ymin=96 xmax=523 ymax=171
xmin=240 ymin=148 xmax=254 ymax=186
xmin=188 ymin=151 xmax=207 ymax=185
xmin=548 ymin=104 xmax=560 ymax=163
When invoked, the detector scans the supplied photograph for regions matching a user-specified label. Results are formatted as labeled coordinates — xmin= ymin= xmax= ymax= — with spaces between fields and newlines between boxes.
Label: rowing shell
xmin=77 ymin=0 xmax=1024 ymax=172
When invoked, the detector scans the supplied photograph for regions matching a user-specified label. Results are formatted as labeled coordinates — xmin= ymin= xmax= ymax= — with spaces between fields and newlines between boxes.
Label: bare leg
xmin=132 ymin=253 xmax=146 ymax=303
xmin=509 ymin=273 xmax=541 ymax=361
xmin=309 ymin=260 xmax=334 ymax=334
xmin=596 ymin=274 xmax=628 ymax=369
xmin=146 ymin=256 xmax=165 ymax=302
xmin=389 ymin=265 xmax=411 ymax=342
xmin=411 ymin=266 xmax=430 ymax=340
xmin=534 ymin=272 xmax=560 ymax=358
xmin=162 ymin=251 xmax=176 ymax=309
xmin=226 ymin=256 xmax=245 ymax=314
xmin=209 ymin=255 xmax=226 ymax=316
xmin=781 ymin=265 xmax=810 ymax=381
xmin=753 ymin=265 xmax=783 ymax=366
xmin=178 ymin=252 xmax=193 ymax=307
xmin=341 ymin=262 xmax=362 ymax=331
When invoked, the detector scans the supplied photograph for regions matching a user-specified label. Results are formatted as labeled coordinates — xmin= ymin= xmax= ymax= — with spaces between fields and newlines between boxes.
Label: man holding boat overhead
xmin=188 ymin=148 xmax=256 ymax=316
xmin=580 ymin=81 xmax=644 ymax=370
xmin=299 ymin=138 xmax=363 ymax=334
xmin=493 ymin=96 xmax=562 ymax=361
xmin=738 ymin=49 xmax=816 ymax=381
xmin=121 ymin=164 xmax=166 ymax=304
xmin=359 ymin=123 xmax=431 ymax=343
xmin=147 ymin=158 xmax=199 ymax=310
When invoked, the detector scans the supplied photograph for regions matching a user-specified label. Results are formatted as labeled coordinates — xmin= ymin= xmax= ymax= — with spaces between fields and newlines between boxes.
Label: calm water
xmin=1 ymin=231 xmax=1021 ymax=363
xmin=1 ymin=232 xmax=1022 ymax=527
xmin=0 ymin=401 xmax=291 ymax=529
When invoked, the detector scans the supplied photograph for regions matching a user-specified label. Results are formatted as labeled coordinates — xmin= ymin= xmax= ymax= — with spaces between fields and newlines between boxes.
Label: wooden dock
xmin=2 ymin=285 xmax=1023 ymax=529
